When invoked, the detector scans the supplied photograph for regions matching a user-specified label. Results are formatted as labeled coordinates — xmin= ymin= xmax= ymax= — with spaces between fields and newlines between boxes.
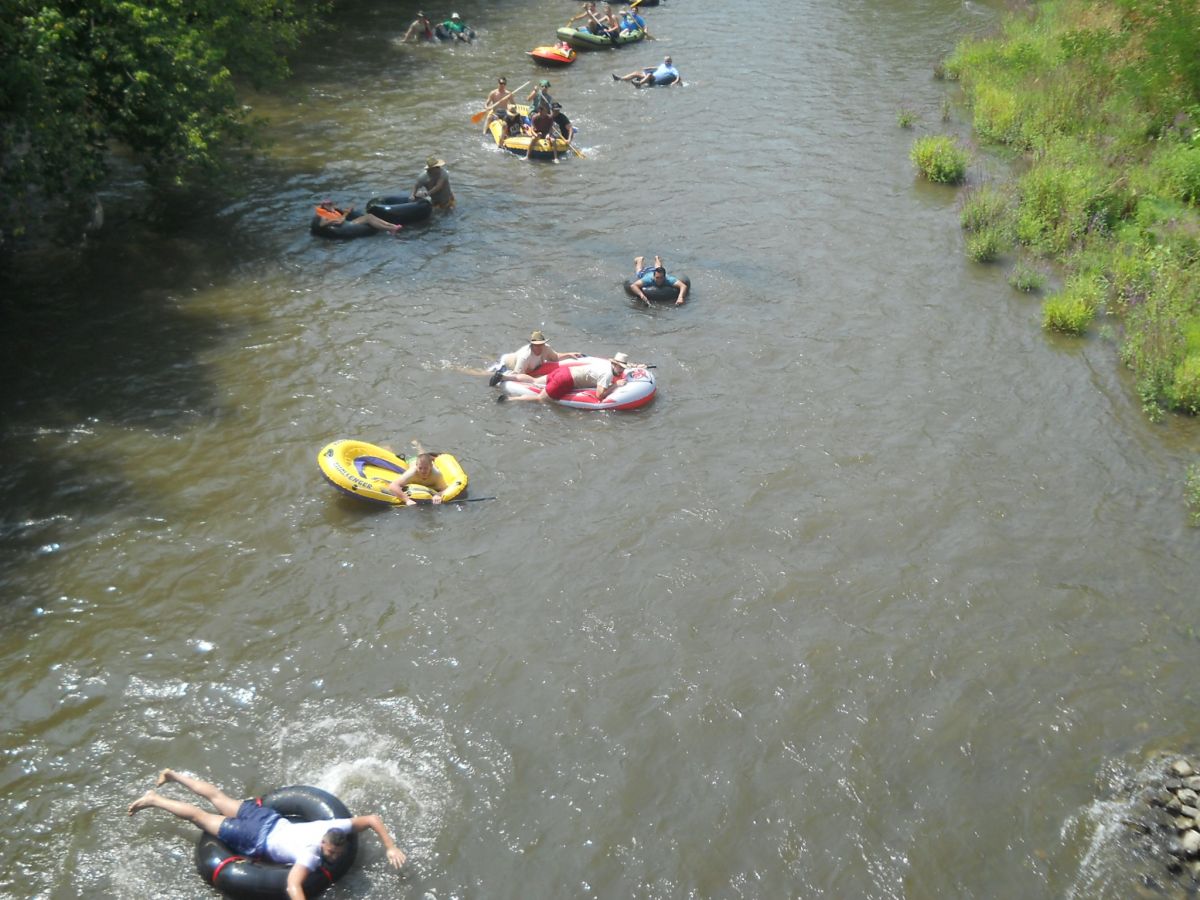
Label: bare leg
xmin=634 ymin=256 xmax=645 ymax=275
xmin=128 ymin=791 xmax=227 ymax=837
xmin=352 ymin=214 xmax=402 ymax=235
xmin=156 ymin=768 xmax=242 ymax=818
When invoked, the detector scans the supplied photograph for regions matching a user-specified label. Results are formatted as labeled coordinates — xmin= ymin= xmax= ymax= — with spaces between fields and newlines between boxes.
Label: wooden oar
xmin=471 ymin=81 xmax=529 ymax=124
xmin=562 ymin=133 xmax=585 ymax=159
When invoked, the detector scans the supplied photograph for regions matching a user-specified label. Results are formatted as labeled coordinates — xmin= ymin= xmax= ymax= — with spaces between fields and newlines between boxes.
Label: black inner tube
xmin=194 ymin=785 xmax=359 ymax=900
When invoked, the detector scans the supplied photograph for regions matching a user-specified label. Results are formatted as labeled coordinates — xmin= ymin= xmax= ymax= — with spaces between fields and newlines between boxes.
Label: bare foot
xmin=156 ymin=768 xmax=175 ymax=787
xmin=128 ymin=791 xmax=157 ymax=816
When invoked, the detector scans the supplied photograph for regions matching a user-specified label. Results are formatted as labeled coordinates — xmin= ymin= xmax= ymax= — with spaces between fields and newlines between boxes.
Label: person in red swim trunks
xmin=499 ymin=353 xmax=631 ymax=403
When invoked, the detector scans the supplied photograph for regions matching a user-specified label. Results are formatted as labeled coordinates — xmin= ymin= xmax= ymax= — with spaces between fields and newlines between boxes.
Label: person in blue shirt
xmin=630 ymin=255 xmax=688 ymax=305
xmin=613 ymin=56 xmax=681 ymax=87
xmin=620 ymin=7 xmax=645 ymax=34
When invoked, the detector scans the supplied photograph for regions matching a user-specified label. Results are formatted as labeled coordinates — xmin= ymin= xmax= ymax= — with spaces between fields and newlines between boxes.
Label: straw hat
xmin=529 ymin=330 xmax=548 ymax=345
xmin=612 ymin=352 xmax=630 ymax=368
xmin=425 ymin=156 xmax=446 ymax=169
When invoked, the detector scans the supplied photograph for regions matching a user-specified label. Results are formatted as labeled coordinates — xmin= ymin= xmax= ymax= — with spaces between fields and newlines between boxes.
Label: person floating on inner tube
xmin=313 ymin=201 xmax=403 ymax=236
xmin=401 ymin=10 xmax=434 ymax=42
xmin=385 ymin=442 xmax=453 ymax=505
xmin=497 ymin=353 xmax=637 ymax=404
xmin=437 ymin=12 xmax=473 ymax=42
xmin=128 ymin=769 xmax=406 ymax=898
xmin=489 ymin=330 xmax=583 ymax=387
xmin=412 ymin=157 xmax=455 ymax=210
xmin=613 ymin=56 xmax=681 ymax=87
xmin=630 ymin=255 xmax=688 ymax=305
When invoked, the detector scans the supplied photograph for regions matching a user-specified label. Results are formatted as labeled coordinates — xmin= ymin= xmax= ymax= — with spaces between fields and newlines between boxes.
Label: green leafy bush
xmin=1149 ymin=142 xmax=1200 ymax=206
xmin=1042 ymin=272 xmax=1102 ymax=333
xmin=897 ymin=108 xmax=918 ymax=128
xmin=1042 ymin=294 xmax=1094 ymax=333
xmin=966 ymin=226 xmax=1008 ymax=262
xmin=960 ymin=183 xmax=1012 ymax=232
xmin=1009 ymin=262 xmax=1046 ymax=292
xmin=910 ymin=135 xmax=969 ymax=184
xmin=973 ymin=85 xmax=1021 ymax=144
xmin=1187 ymin=464 xmax=1200 ymax=526
xmin=1169 ymin=355 xmax=1200 ymax=413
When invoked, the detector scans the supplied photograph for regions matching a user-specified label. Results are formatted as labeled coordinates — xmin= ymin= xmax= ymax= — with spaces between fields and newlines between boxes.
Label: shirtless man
xmin=482 ymin=77 xmax=515 ymax=132
xmin=129 ymin=769 xmax=405 ymax=900
xmin=385 ymin=445 xmax=458 ymax=504
xmin=401 ymin=10 xmax=434 ymax=42
xmin=566 ymin=1 xmax=599 ymax=30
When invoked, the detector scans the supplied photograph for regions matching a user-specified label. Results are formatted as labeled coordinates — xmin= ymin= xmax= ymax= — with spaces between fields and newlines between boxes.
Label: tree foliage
xmin=0 ymin=0 xmax=327 ymax=206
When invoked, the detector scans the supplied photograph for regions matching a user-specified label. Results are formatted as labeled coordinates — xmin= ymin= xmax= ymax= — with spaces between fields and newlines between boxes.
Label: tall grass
xmin=943 ymin=0 xmax=1200 ymax=417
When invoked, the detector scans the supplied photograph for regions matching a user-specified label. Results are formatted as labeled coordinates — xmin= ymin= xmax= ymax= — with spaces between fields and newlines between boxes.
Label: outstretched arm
xmin=629 ymin=279 xmax=650 ymax=304
xmin=350 ymin=814 xmax=407 ymax=868
xmin=286 ymin=863 xmax=310 ymax=900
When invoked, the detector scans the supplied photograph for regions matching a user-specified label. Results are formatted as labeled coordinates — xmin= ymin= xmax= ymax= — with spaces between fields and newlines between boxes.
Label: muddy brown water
xmin=1 ymin=0 xmax=1198 ymax=896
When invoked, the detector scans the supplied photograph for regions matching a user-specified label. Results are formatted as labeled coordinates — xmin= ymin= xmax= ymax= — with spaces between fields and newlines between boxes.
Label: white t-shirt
xmin=510 ymin=344 xmax=554 ymax=375
xmin=265 ymin=817 xmax=353 ymax=870
xmin=571 ymin=360 xmax=616 ymax=392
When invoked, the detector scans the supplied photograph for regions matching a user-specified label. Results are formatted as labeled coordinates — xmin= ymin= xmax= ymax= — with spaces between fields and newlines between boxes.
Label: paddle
xmin=552 ymin=123 xmax=585 ymax=159
xmin=471 ymin=81 xmax=529 ymax=124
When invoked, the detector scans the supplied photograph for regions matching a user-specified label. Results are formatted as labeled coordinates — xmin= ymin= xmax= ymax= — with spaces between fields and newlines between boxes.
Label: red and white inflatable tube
xmin=501 ymin=357 xmax=656 ymax=410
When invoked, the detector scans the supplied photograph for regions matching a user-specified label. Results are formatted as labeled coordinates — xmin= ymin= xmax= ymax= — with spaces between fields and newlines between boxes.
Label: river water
xmin=2 ymin=0 xmax=1199 ymax=897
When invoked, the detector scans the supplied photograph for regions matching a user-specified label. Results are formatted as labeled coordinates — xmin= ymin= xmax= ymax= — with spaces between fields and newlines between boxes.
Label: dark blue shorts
xmin=217 ymin=799 xmax=281 ymax=857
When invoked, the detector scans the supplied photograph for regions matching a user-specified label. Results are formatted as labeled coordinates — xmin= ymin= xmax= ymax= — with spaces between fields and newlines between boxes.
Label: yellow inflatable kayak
xmin=317 ymin=440 xmax=468 ymax=505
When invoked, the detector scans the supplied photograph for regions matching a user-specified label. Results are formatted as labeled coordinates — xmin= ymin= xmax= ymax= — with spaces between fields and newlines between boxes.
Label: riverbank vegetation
xmin=0 ymin=0 xmax=328 ymax=242
xmin=936 ymin=0 xmax=1200 ymax=420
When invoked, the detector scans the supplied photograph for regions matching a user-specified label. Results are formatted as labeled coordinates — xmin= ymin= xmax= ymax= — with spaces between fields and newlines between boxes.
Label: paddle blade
xmin=470 ymin=109 xmax=488 ymax=124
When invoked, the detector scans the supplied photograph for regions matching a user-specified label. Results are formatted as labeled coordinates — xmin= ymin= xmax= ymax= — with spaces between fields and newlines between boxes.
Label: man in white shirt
xmin=489 ymin=329 xmax=583 ymax=385
xmin=129 ymin=769 xmax=406 ymax=900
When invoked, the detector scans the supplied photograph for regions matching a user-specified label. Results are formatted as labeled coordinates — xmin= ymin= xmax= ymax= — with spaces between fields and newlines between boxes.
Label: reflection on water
xmin=1 ymin=0 xmax=1199 ymax=897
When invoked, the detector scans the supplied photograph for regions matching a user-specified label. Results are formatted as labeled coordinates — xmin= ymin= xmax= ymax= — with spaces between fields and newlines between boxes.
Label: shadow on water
xmin=0 ymin=174 xmax=308 ymax=592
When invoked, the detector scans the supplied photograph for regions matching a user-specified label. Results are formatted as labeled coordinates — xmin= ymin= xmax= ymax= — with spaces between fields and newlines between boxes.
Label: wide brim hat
xmin=612 ymin=352 xmax=630 ymax=368
xmin=425 ymin=156 xmax=446 ymax=169
xmin=529 ymin=330 xmax=548 ymax=344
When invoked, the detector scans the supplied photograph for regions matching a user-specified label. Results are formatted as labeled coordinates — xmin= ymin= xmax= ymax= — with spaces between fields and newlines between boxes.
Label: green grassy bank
xmin=924 ymin=0 xmax=1200 ymax=434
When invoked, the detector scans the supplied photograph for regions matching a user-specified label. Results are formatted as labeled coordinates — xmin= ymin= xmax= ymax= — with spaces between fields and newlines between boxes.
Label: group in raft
xmin=559 ymin=2 xmax=646 ymax=47
xmin=128 ymin=768 xmax=405 ymax=900
xmin=486 ymin=79 xmax=577 ymax=161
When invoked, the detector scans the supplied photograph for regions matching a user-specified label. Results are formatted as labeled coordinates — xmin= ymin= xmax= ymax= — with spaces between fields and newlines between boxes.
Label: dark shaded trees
xmin=0 ymin=0 xmax=327 ymax=224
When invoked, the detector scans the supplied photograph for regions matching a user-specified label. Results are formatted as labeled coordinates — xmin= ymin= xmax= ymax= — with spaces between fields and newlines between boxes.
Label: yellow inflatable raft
xmin=488 ymin=104 xmax=572 ymax=161
xmin=317 ymin=440 xmax=468 ymax=506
